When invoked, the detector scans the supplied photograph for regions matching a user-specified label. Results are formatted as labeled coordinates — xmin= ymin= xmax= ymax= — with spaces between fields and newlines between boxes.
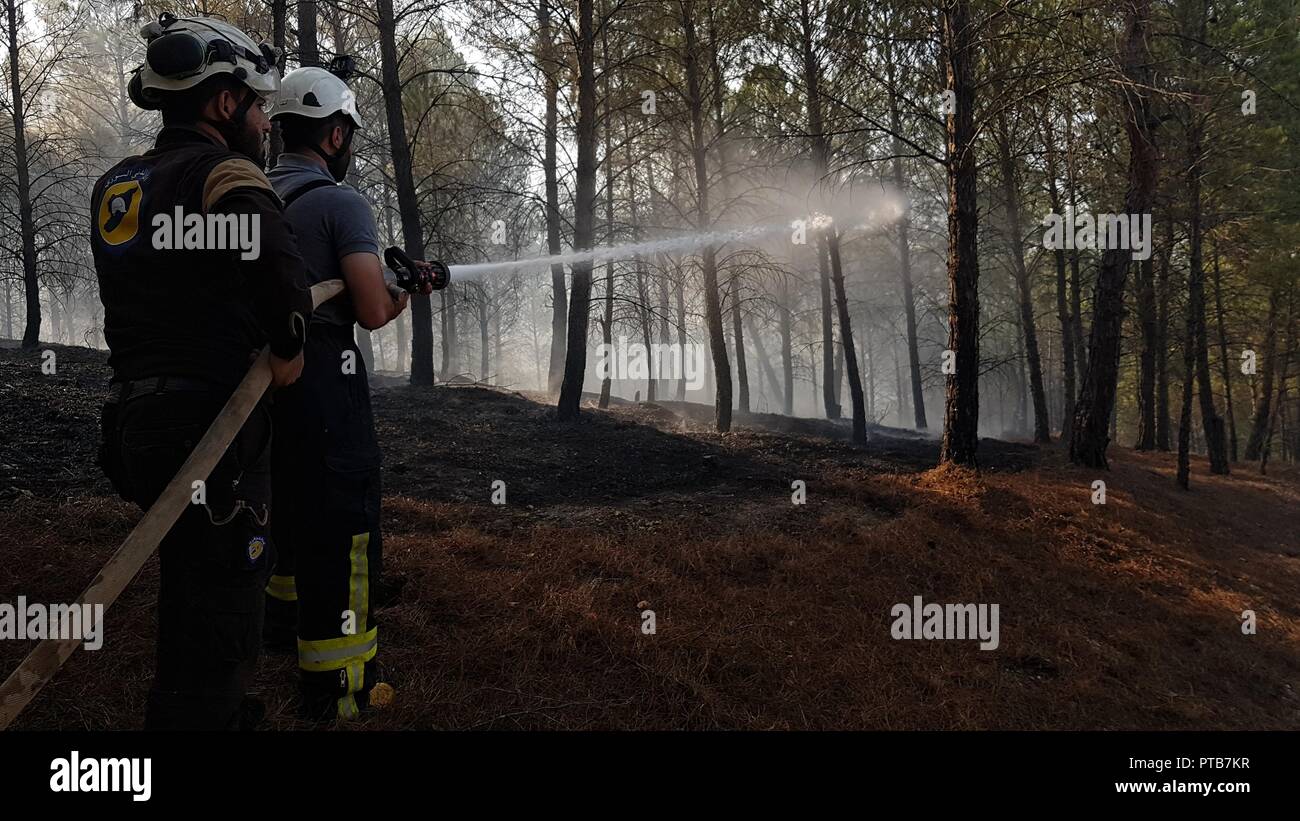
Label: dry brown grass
xmin=2 ymin=343 xmax=1298 ymax=730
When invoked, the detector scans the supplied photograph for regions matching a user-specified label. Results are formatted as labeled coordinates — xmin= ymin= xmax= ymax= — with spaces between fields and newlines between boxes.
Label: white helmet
xmin=129 ymin=13 xmax=281 ymax=111
xmin=271 ymin=67 xmax=364 ymax=130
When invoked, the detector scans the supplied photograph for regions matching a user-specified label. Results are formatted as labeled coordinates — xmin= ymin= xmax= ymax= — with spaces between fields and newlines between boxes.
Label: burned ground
xmin=2 ymin=342 xmax=1298 ymax=729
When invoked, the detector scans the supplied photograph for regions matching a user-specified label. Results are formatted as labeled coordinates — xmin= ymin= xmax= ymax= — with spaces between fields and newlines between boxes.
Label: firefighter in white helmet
xmin=94 ymin=12 xmax=312 ymax=729
xmin=265 ymin=63 xmax=431 ymax=721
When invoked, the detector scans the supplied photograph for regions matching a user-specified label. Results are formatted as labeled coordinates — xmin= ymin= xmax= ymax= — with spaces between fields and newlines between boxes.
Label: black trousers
xmin=267 ymin=323 xmax=382 ymax=720
xmin=102 ymin=388 xmax=273 ymax=730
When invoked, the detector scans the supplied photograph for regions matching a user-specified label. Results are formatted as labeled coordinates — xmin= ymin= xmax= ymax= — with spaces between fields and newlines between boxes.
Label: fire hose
xmin=0 ymin=250 xmax=448 ymax=729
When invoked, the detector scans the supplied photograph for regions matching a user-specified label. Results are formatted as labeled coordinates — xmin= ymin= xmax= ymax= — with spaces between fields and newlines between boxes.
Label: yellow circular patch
xmin=97 ymin=180 xmax=143 ymax=246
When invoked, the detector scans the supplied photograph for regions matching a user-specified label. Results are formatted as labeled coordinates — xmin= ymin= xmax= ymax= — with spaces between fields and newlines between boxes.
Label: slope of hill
xmin=2 ymin=342 xmax=1297 ymax=729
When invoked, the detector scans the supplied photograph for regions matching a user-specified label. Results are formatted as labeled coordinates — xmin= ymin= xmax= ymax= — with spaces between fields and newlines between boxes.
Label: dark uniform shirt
xmin=267 ymin=153 xmax=381 ymax=328
xmin=91 ymin=126 xmax=313 ymax=389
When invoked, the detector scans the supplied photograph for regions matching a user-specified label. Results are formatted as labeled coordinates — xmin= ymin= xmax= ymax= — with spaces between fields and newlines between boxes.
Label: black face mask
xmin=309 ymin=125 xmax=354 ymax=182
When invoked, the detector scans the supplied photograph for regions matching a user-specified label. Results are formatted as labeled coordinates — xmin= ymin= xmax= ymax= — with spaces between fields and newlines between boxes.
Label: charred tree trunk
xmin=996 ymin=113 xmax=1050 ymax=443
xmin=709 ymin=9 xmax=747 ymax=414
xmin=1211 ymin=243 xmax=1237 ymax=461
xmin=268 ymin=0 xmax=287 ymax=164
xmin=377 ymin=0 xmax=433 ymax=384
xmin=478 ymin=294 xmax=490 ymax=381
xmin=657 ymin=270 xmax=670 ymax=401
xmin=1244 ymin=288 xmax=1280 ymax=460
xmin=730 ymin=278 xmax=749 ymax=412
xmin=298 ymin=0 xmax=318 ymax=65
xmin=938 ymin=0 xmax=981 ymax=466
xmin=1064 ymin=109 xmax=1087 ymax=381
xmin=1155 ymin=214 xmax=1173 ymax=449
xmin=675 ymin=277 xmax=687 ymax=402
xmin=798 ymin=0 xmax=838 ymax=421
xmin=1177 ymin=329 xmax=1195 ymax=489
xmin=599 ymin=45 xmax=615 ymax=410
xmin=7 ymin=0 xmax=39 ymax=349
xmin=1043 ymin=111 xmax=1076 ymax=442
xmin=828 ymin=229 xmax=867 ymax=442
xmin=556 ymin=0 xmax=599 ymax=421
xmin=682 ymin=0 xmax=731 ymax=431
xmin=1184 ymin=111 xmax=1229 ymax=474
xmin=885 ymin=49 xmax=926 ymax=429
xmin=746 ymin=317 xmax=782 ymax=412
xmin=1135 ymin=249 xmax=1158 ymax=449
xmin=816 ymin=242 xmax=837 ymax=418
xmin=779 ymin=280 xmax=794 ymax=415
xmin=539 ymin=0 xmax=567 ymax=395
xmin=1069 ymin=0 xmax=1157 ymax=468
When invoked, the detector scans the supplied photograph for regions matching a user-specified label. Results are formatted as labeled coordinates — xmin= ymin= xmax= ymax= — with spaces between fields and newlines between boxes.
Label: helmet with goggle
xmin=128 ymin=12 xmax=281 ymax=111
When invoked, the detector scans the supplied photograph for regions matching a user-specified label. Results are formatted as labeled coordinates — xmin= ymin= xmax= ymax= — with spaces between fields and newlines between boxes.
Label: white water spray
xmin=445 ymin=195 xmax=905 ymax=282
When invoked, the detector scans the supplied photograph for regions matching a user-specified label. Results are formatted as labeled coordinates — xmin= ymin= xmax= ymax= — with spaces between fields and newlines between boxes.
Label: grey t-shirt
xmin=268 ymin=154 xmax=380 ymax=327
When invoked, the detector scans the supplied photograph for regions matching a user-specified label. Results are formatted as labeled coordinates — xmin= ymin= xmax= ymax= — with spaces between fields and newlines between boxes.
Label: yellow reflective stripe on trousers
xmin=266 ymin=574 xmax=297 ymax=602
xmin=338 ymin=694 xmax=358 ymax=719
xmin=349 ymin=533 xmax=370 ymax=634
xmin=336 ymin=661 xmax=365 ymax=720
xmin=297 ymin=626 xmax=378 ymax=672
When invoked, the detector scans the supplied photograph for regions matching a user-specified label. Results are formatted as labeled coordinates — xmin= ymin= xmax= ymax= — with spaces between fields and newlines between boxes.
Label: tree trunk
xmin=1064 ymin=109 xmax=1087 ymax=380
xmin=268 ymin=0 xmax=287 ymax=165
xmin=675 ymin=271 xmax=687 ymax=402
xmin=828 ymin=229 xmax=867 ymax=442
xmin=709 ymin=9 xmax=747 ymax=414
xmin=996 ymin=113 xmax=1050 ymax=443
xmin=556 ymin=0 xmax=599 ymax=421
xmin=539 ymin=0 xmax=567 ymax=395
xmin=1155 ymin=214 xmax=1173 ymax=449
xmin=7 ymin=0 xmax=39 ymax=349
xmin=1042 ymin=111 xmax=1076 ymax=441
xmin=1069 ymin=0 xmax=1157 ymax=468
xmin=682 ymin=0 xmax=731 ymax=431
xmin=1134 ymin=249 xmax=1158 ymax=449
xmin=892 ymin=336 xmax=905 ymax=427
xmin=746 ymin=317 xmax=782 ymax=413
xmin=730 ymin=277 xmax=749 ymax=412
xmin=298 ymin=0 xmax=318 ymax=65
xmin=377 ymin=0 xmax=433 ymax=384
xmin=479 ymin=295 xmax=490 ymax=382
xmin=1211 ymin=242 xmax=1237 ymax=461
xmin=938 ymin=0 xmax=981 ymax=467
xmin=863 ymin=316 xmax=876 ymax=420
xmin=779 ymin=281 xmax=793 ymax=415
xmin=1184 ymin=111 xmax=1229 ymax=474
xmin=885 ymin=47 xmax=926 ymax=429
xmin=1177 ymin=318 xmax=1195 ymax=488
xmin=816 ymin=235 xmax=837 ymax=418
xmin=657 ymin=269 xmax=671 ymax=401
xmin=798 ymin=0 xmax=838 ymax=422
xmin=1244 ymin=288 xmax=1280 ymax=460
xmin=599 ymin=42 xmax=615 ymax=411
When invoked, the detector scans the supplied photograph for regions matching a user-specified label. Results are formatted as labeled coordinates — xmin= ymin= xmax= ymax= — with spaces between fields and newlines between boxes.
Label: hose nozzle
xmin=384 ymin=246 xmax=450 ymax=292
